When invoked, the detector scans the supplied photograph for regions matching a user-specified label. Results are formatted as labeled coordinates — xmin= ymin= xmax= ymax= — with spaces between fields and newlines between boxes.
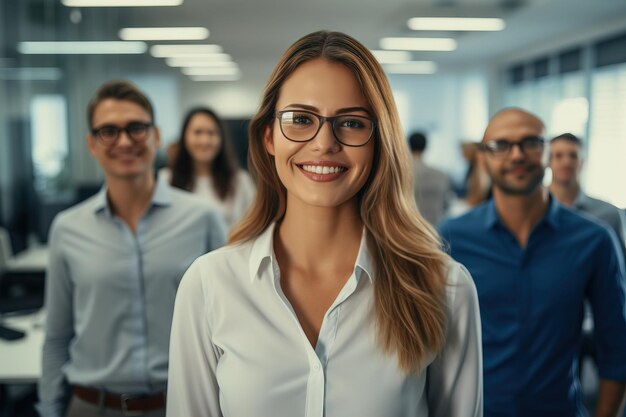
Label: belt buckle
xmin=120 ymin=393 xmax=143 ymax=416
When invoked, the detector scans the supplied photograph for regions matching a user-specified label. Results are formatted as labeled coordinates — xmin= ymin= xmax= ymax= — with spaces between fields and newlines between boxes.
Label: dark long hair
xmin=170 ymin=107 xmax=238 ymax=200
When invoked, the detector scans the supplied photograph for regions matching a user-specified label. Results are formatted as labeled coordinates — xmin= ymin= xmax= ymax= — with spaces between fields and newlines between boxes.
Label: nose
xmin=116 ymin=129 xmax=134 ymax=147
xmin=309 ymin=120 xmax=340 ymax=153
xmin=508 ymin=142 xmax=526 ymax=160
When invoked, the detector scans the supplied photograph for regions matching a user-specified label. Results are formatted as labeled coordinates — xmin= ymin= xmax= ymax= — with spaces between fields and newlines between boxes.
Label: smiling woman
xmin=166 ymin=30 xmax=483 ymax=417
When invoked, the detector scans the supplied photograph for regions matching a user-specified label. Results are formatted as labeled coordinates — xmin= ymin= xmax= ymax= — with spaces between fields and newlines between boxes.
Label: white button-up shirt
xmin=167 ymin=224 xmax=482 ymax=417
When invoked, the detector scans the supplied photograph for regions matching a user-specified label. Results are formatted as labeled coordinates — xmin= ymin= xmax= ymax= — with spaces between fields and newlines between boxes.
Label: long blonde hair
xmin=230 ymin=31 xmax=448 ymax=373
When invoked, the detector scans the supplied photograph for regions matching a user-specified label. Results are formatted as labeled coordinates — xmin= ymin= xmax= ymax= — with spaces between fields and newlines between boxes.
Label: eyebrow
xmin=282 ymin=103 xmax=371 ymax=115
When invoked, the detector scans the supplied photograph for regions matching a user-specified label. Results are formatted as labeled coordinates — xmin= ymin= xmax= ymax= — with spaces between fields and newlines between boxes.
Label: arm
xmin=589 ymin=231 xmax=626 ymax=417
xmin=594 ymin=380 xmax=626 ymax=417
xmin=427 ymin=263 xmax=483 ymax=417
xmin=166 ymin=259 xmax=223 ymax=417
xmin=36 ymin=220 xmax=73 ymax=417
xmin=207 ymin=209 xmax=227 ymax=250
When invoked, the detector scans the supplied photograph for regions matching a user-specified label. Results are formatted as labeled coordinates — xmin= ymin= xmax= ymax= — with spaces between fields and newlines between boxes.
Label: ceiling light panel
xmin=408 ymin=17 xmax=505 ymax=31
xmin=384 ymin=61 xmax=438 ymax=74
xmin=120 ymin=27 xmax=209 ymax=41
xmin=370 ymin=50 xmax=412 ymax=64
xmin=150 ymin=44 xmax=224 ymax=57
xmin=18 ymin=41 xmax=147 ymax=54
xmin=181 ymin=67 xmax=240 ymax=76
xmin=165 ymin=58 xmax=237 ymax=68
xmin=380 ymin=37 xmax=457 ymax=51
xmin=62 ymin=0 xmax=183 ymax=6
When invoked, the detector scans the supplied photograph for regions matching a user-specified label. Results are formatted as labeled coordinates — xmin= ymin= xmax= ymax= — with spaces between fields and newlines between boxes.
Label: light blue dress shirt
xmin=37 ymin=177 xmax=227 ymax=417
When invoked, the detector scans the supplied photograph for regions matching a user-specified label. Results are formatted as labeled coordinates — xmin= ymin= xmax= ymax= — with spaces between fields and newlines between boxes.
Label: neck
xmin=106 ymin=173 xmax=155 ymax=233
xmin=274 ymin=197 xmax=363 ymax=276
xmin=549 ymin=180 xmax=579 ymax=206
xmin=493 ymin=186 xmax=549 ymax=248
xmin=412 ymin=152 xmax=422 ymax=161
xmin=194 ymin=161 xmax=212 ymax=177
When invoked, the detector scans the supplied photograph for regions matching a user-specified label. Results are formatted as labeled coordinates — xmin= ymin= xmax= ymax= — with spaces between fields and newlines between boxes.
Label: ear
xmin=153 ymin=125 xmax=162 ymax=149
xmin=263 ymin=125 xmax=275 ymax=156
xmin=86 ymin=133 xmax=97 ymax=156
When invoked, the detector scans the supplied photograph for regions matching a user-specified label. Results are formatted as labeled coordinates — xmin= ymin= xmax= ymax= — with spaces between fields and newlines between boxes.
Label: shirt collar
xmin=483 ymin=194 xmax=561 ymax=230
xmin=248 ymin=223 xmax=375 ymax=284
xmin=92 ymin=174 xmax=172 ymax=216
xmin=573 ymin=191 xmax=590 ymax=209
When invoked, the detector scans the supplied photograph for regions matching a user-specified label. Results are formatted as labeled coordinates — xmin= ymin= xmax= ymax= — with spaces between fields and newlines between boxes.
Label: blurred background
xmin=0 ymin=0 xmax=625 ymax=251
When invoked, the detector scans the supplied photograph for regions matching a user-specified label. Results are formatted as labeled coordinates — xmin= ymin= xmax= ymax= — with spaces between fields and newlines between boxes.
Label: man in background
xmin=408 ymin=132 xmax=452 ymax=225
xmin=38 ymin=80 xmax=226 ymax=417
xmin=549 ymin=132 xmax=626 ymax=253
xmin=439 ymin=108 xmax=626 ymax=417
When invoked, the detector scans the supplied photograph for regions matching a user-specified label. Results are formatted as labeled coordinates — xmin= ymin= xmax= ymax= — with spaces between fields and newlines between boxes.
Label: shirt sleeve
xmin=427 ymin=262 xmax=483 ymax=417
xmin=36 ymin=219 xmax=73 ymax=417
xmin=166 ymin=258 xmax=223 ymax=417
xmin=588 ymin=228 xmax=626 ymax=381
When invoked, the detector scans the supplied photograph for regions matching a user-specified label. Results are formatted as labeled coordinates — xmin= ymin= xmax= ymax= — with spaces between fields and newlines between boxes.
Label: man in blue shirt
xmin=37 ymin=80 xmax=227 ymax=417
xmin=439 ymin=108 xmax=626 ymax=417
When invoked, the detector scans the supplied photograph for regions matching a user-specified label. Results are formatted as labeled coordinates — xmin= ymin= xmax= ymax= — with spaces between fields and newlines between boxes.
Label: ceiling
xmin=1 ymin=0 xmax=626 ymax=85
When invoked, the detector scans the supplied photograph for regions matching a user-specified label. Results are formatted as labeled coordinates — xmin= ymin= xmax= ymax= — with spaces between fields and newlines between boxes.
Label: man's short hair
xmin=550 ymin=132 xmax=582 ymax=147
xmin=409 ymin=132 xmax=427 ymax=152
xmin=87 ymin=80 xmax=154 ymax=128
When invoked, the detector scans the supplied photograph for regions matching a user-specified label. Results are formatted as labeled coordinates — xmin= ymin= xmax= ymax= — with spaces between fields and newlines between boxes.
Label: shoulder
xmin=168 ymin=186 xmax=221 ymax=215
xmin=439 ymin=202 xmax=488 ymax=235
xmin=443 ymin=260 xmax=479 ymax=317
xmin=50 ymin=194 xmax=100 ymax=233
xmin=179 ymin=241 xmax=256 ymax=295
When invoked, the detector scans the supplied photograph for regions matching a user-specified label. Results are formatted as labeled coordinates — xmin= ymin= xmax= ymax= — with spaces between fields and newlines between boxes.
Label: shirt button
xmin=314 ymin=363 xmax=321 ymax=371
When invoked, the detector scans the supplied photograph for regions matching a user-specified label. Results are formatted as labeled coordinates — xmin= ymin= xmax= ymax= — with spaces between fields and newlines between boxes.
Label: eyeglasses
xmin=91 ymin=122 xmax=153 ymax=147
xmin=479 ymin=136 xmax=545 ymax=157
xmin=276 ymin=110 xmax=375 ymax=147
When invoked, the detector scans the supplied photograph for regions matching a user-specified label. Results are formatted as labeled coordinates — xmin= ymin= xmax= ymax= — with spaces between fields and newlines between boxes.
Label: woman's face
xmin=264 ymin=58 xmax=375 ymax=210
xmin=184 ymin=113 xmax=222 ymax=165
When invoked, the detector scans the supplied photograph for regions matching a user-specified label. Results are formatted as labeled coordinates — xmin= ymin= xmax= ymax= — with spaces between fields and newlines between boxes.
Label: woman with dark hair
xmin=167 ymin=31 xmax=482 ymax=417
xmin=165 ymin=107 xmax=255 ymax=229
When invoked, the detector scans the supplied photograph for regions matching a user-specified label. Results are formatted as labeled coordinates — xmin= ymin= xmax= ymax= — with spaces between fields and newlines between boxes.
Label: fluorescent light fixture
xmin=119 ymin=27 xmax=209 ymax=41
xmin=0 ymin=67 xmax=62 ymax=80
xmin=150 ymin=44 xmax=223 ymax=57
xmin=384 ymin=61 xmax=438 ymax=74
xmin=165 ymin=57 xmax=237 ymax=68
xmin=380 ymin=37 xmax=457 ymax=51
xmin=189 ymin=74 xmax=240 ymax=82
xmin=181 ymin=67 xmax=240 ymax=76
xmin=18 ymin=41 xmax=147 ymax=54
xmin=408 ymin=17 xmax=505 ymax=31
xmin=62 ymin=0 xmax=183 ymax=6
xmin=370 ymin=50 xmax=411 ymax=64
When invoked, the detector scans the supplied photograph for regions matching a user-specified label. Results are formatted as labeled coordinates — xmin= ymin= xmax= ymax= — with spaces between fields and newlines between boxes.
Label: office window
xmin=584 ymin=62 xmax=626 ymax=208
xmin=30 ymin=95 xmax=69 ymax=193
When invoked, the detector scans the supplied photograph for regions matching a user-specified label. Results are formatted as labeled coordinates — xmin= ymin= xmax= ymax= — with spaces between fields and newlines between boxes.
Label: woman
xmin=167 ymin=107 xmax=255 ymax=229
xmin=167 ymin=31 xmax=482 ymax=417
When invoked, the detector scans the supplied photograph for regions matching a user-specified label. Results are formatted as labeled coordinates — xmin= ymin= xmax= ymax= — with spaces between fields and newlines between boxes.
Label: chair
xmin=0 ymin=227 xmax=13 ymax=269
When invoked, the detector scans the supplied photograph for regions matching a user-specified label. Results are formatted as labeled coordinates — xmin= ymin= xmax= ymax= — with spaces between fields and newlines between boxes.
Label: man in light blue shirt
xmin=37 ymin=80 xmax=226 ymax=417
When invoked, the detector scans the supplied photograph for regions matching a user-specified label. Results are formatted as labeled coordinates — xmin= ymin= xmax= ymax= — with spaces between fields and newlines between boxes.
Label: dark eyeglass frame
xmin=275 ymin=110 xmax=376 ymax=147
xmin=479 ymin=136 xmax=545 ymax=157
xmin=90 ymin=122 xmax=154 ymax=147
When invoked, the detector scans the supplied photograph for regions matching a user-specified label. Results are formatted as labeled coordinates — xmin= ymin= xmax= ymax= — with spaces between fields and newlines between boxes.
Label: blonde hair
xmin=230 ymin=31 xmax=448 ymax=373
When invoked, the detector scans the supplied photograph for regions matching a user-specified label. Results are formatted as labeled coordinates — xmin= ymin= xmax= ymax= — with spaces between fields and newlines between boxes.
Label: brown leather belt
xmin=73 ymin=385 xmax=166 ymax=416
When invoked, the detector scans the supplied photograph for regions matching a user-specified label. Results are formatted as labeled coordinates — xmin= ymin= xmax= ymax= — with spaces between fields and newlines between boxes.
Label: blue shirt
xmin=439 ymin=197 xmax=626 ymax=417
xmin=37 ymin=177 xmax=227 ymax=417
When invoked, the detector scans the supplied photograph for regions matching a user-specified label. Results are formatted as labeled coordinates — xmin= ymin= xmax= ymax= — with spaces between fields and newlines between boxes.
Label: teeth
xmin=302 ymin=165 xmax=345 ymax=174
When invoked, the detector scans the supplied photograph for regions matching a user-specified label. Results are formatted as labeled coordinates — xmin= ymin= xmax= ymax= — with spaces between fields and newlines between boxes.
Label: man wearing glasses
xmin=37 ymin=80 xmax=227 ymax=417
xmin=439 ymin=107 xmax=626 ymax=417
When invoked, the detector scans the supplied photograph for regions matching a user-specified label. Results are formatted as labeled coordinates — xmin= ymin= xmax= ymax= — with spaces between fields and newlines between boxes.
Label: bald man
xmin=439 ymin=108 xmax=626 ymax=417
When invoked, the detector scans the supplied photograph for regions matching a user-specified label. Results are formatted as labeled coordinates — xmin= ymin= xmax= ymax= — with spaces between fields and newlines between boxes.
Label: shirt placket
xmin=270 ymin=258 xmax=359 ymax=417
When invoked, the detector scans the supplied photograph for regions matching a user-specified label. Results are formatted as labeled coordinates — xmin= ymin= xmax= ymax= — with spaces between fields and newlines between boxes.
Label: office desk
xmin=5 ymin=247 xmax=48 ymax=272
xmin=0 ymin=310 xmax=44 ymax=383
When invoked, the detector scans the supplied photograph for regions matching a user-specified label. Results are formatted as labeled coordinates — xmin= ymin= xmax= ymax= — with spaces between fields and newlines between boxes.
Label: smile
xmin=301 ymin=165 xmax=346 ymax=174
